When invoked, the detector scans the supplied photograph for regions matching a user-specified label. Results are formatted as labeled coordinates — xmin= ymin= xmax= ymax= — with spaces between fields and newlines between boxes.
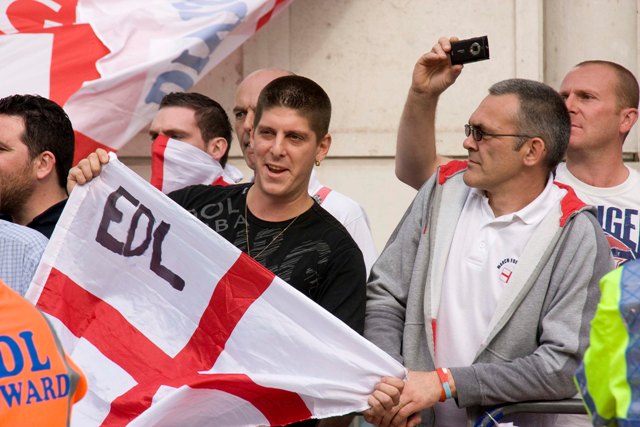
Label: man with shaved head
xmin=234 ymin=68 xmax=293 ymax=169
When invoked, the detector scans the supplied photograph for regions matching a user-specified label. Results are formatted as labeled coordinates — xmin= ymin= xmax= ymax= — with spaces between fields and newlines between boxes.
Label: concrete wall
xmin=118 ymin=0 xmax=640 ymax=252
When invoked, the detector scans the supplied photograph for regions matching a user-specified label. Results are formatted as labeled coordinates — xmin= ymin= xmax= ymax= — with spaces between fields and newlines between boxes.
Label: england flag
xmin=26 ymin=153 xmax=405 ymax=426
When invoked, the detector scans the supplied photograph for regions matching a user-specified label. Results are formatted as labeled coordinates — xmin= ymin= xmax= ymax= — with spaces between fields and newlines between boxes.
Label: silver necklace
xmin=244 ymin=201 xmax=301 ymax=259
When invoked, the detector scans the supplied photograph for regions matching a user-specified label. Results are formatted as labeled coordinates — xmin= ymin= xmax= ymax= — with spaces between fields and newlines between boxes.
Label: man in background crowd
xmin=394 ymin=37 xmax=639 ymax=267
xmin=0 ymin=94 xmax=75 ymax=238
xmin=149 ymin=92 xmax=242 ymax=193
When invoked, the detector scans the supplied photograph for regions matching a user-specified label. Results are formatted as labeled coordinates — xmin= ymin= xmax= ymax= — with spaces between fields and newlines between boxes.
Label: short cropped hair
xmin=489 ymin=79 xmax=570 ymax=170
xmin=254 ymin=75 xmax=331 ymax=141
xmin=576 ymin=60 xmax=639 ymax=110
xmin=0 ymin=95 xmax=74 ymax=189
xmin=160 ymin=92 xmax=233 ymax=166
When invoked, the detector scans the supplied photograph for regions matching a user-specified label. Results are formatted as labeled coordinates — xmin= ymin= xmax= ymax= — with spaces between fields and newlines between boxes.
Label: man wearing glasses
xmin=395 ymin=38 xmax=639 ymax=268
xmin=364 ymin=77 xmax=612 ymax=426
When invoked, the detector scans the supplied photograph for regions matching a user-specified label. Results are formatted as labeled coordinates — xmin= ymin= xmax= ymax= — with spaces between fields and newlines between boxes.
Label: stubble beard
xmin=0 ymin=163 xmax=36 ymax=220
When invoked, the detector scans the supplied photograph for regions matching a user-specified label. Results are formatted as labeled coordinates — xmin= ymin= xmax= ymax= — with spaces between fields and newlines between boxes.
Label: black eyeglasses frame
xmin=464 ymin=124 xmax=538 ymax=142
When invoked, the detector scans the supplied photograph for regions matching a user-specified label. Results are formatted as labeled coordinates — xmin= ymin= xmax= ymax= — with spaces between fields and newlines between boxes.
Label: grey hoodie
xmin=365 ymin=161 xmax=613 ymax=426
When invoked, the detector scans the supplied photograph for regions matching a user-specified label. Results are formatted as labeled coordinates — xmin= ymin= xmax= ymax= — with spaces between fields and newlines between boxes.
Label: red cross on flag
xmin=25 ymin=154 xmax=405 ymax=426
xmin=0 ymin=0 xmax=293 ymax=164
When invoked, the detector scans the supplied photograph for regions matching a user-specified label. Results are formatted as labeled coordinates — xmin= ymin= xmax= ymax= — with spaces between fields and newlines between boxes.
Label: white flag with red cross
xmin=0 ymin=0 xmax=293 ymax=164
xmin=25 ymin=153 xmax=405 ymax=426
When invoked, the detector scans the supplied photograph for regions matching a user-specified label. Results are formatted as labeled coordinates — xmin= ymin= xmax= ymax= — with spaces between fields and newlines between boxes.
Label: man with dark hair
xmin=152 ymin=92 xmax=233 ymax=167
xmin=395 ymin=39 xmax=640 ymax=267
xmin=168 ymin=76 xmax=366 ymax=341
xmin=149 ymin=92 xmax=243 ymax=191
xmin=0 ymin=94 xmax=74 ymax=238
xmin=69 ymin=75 xmax=381 ymax=427
xmin=233 ymin=68 xmax=379 ymax=275
xmin=364 ymin=78 xmax=612 ymax=426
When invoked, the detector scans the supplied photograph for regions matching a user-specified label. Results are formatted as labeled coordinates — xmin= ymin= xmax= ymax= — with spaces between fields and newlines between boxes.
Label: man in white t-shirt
xmin=233 ymin=68 xmax=378 ymax=274
xmin=555 ymin=61 xmax=639 ymax=266
xmin=394 ymin=37 xmax=639 ymax=267
xmin=364 ymin=78 xmax=612 ymax=426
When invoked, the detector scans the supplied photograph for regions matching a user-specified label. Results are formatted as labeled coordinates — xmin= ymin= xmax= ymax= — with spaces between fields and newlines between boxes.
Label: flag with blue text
xmin=0 ymin=0 xmax=293 ymax=163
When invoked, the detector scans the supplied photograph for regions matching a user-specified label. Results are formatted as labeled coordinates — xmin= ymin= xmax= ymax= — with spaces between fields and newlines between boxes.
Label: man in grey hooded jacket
xmin=364 ymin=78 xmax=612 ymax=427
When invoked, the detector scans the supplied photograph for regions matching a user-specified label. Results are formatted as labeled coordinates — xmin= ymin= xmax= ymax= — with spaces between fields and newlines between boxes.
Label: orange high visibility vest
xmin=0 ymin=280 xmax=87 ymax=426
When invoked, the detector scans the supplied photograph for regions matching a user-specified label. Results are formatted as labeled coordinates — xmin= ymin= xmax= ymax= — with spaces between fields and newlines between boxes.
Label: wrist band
xmin=436 ymin=367 xmax=452 ymax=402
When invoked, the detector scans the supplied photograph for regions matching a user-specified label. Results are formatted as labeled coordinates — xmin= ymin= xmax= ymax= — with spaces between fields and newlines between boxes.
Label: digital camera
xmin=450 ymin=36 xmax=490 ymax=65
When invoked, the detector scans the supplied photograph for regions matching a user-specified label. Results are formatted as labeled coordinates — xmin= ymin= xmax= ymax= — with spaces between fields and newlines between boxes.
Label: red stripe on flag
xmin=191 ymin=373 xmax=313 ymax=424
xmin=150 ymin=135 xmax=169 ymax=191
xmin=173 ymin=253 xmax=276 ymax=368
xmin=37 ymin=268 xmax=176 ymax=381
xmin=36 ymin=253 xmax=312 ymax=425
xmin=73 ymin=131 xmax=112 ymax=166
xmin=256 ymin=0 xmax=288 ymax=31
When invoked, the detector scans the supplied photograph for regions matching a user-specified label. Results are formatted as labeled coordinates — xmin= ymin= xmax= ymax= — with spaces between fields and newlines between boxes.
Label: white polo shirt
xmin=433 ymin=177 xmax=565 ymax=427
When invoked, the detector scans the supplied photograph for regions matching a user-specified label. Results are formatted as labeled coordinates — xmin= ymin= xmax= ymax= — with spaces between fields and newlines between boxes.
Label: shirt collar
xmin=470 ymin=175 xmax=559 ymax=225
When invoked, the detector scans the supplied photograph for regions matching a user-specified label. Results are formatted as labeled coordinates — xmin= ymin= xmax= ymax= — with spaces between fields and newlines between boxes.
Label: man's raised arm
xmin=395 ymin=37 xmax=463 ymax=190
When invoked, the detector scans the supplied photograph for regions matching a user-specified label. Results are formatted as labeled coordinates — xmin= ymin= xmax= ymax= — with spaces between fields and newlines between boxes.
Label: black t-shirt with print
xmin=168 ymin=183 xmax=366 ymax=334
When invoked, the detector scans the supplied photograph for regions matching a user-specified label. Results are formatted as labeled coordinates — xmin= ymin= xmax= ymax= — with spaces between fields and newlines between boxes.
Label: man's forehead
xmin=256 ymin=107 xmax=311 ymax=129
xmin=561 ymin=64 xmax=616 ymax=90
xmin=0 ymin=115 xmax=28 ymax=149
xmin=0 ymin=114 xmax=26 ymax=136
xmin=150 ymin=106 xmax=196 ymax=129
xmin=157 ymin=105 xmax=196 ymax=119
xmin=469 ymin=94 xmax=519 ymax=124
xmin=0 ymin=113 xmax=25 ymax=124
xmin=237 ymin=78 xmax=268 ymax=106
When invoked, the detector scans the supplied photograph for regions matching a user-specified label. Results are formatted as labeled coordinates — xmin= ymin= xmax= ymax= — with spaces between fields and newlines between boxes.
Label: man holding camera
xmin=394 ymin=37 xmax=640 ymax=267
xmin=364 ymin=76 xmax=611 ymax=426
